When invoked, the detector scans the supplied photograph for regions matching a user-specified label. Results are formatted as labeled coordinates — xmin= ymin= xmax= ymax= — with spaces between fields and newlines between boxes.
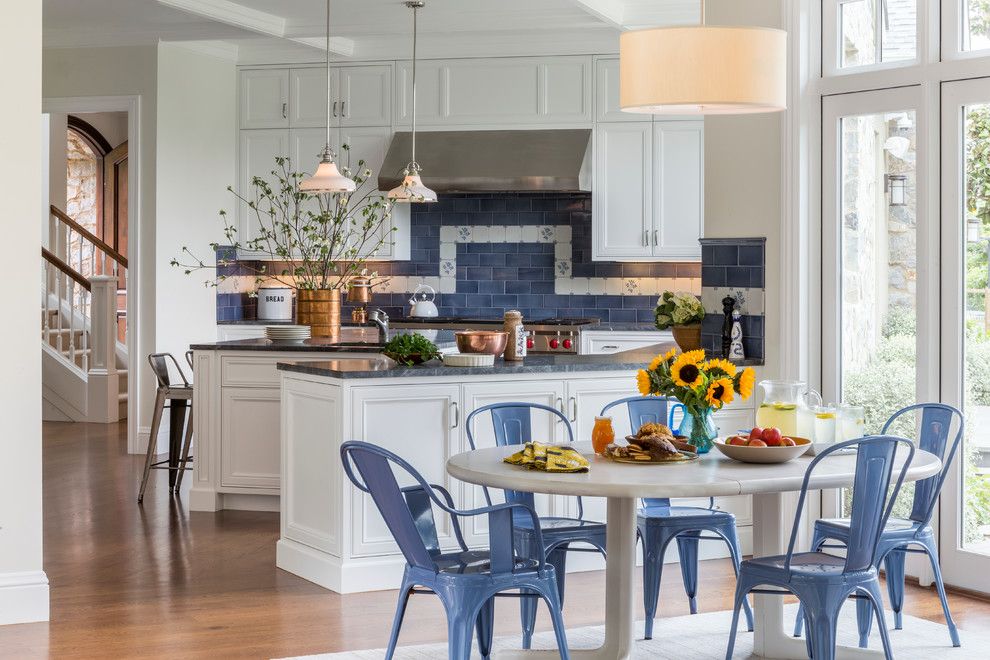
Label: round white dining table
xmin=447 ymin=441 xmax=941 ymax=660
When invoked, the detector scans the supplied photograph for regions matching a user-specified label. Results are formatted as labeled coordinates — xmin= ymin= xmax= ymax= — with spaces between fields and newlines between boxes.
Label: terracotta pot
xmin=297 ymin=289 xmax=341 ymax=338
xmin=671 ymin=323 xmax=702 ymax=352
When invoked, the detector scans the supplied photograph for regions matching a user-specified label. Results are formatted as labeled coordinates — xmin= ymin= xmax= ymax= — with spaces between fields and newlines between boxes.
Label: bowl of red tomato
xmin=712 ymin=427 xmax=811 ymax=464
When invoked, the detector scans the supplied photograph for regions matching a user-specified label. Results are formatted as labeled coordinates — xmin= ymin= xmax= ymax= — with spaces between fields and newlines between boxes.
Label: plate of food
xmin=603 ymin=422 xmax=699 ymax=465
xmin=713 ymin=426 xmax=811 ymax=464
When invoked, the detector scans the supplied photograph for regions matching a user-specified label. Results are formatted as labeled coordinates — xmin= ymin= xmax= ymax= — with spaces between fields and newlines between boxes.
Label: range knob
xmin=526 ymin=337 xmax=534 ymax=349
xmin=562 ymin=338 xmax=573 ymax=350
xmin=549 ymin=338 xmax=560 ymax=349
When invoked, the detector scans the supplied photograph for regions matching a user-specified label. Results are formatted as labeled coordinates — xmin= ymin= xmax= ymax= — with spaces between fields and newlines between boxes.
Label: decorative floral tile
xmin=700 ymin=286 xmax=764 ymax=315
xmin=538 ymin=226 xmax=556 ymax=243
xmin=456 ymin=226 xmax=472 ymax=242
xmin=555 ymin=259 xmax=572 ymax=277
xmin=623 ymin=278 xmax=640 ymax=295
xmin=440 ymin=260 xmax=456 ymax=277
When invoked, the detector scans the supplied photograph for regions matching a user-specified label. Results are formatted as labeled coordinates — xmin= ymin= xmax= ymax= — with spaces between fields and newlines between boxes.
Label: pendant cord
xmin=411 ymin=4 xmax=418 ymax=169
xmin=324 ymin=0 xmax=332 ymax=156
xmin=700 ymin=0 xmax=705 ymax=25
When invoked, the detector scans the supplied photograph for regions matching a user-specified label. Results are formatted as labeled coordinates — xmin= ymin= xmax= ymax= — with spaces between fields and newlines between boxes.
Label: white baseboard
xmin=136 ymin=419 xmax=173 ymax=455
xmin=0 ymin=571 xmax=49 ymax=625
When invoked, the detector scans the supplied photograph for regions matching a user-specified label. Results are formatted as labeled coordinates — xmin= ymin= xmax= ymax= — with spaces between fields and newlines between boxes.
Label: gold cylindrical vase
xmin=671 ymin=323 xmax=702 ymax=352
xmin=297 ymin=289 xmax=341 ymax=338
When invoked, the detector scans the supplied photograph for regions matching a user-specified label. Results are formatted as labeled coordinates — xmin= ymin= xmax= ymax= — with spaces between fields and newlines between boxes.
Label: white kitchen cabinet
xmin=240 ymin=69 xmax=289 ymax=129
xmin=593 ymin=122 xmax=654 ymax=259
xmin=289 ymin=67 xmax=334 ymax=128
xmin=238 ymin=128 xmax=289 ymax=244
xmin=654 ymin=121 xmax=704 ymax=259
xmin=220 ymin=386 xmax=282 ymax=489
xmin=216 ymin=325 xmax=267 ymax=342
xmin=339 ymin=65 xmax=392 ymax=127
xmin=349 ymin=384 xmax=461 ymax=557
xmin=592 ymin=120 xmax=703 ymax=261
xmin=594 ymin=58 xmax=696 ymax=123
xmin=395 ymin=56 xmax=593 ymax=127
xmin=580 ymin=330 xmax=672 ymax=355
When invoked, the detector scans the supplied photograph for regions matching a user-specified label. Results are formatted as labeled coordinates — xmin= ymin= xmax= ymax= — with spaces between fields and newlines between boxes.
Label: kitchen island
xmin=273 ymin=341 xmax=760 ymax=594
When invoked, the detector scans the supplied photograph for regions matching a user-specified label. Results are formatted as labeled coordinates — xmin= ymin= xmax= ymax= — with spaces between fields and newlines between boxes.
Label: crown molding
xmin=567 ymin=0 xmax=626 ymax=28
xmin=161 ymin=39 xmax=240 ymax=62
xmin=157 ymin=0 xmax=285 ymax=35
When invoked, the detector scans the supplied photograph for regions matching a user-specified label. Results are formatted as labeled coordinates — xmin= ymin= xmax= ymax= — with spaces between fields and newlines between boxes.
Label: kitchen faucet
xmin=368 ymin=309 xmax=389 ymax=343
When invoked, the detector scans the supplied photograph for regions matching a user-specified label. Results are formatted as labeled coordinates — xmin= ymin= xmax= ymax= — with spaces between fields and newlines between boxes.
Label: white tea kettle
xmin=409 ymin=283 xmax=439 ymax=317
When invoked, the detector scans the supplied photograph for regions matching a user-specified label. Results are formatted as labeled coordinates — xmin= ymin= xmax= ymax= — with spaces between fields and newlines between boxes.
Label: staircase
xmin=42 ymin=206 xmax=128 ymax=423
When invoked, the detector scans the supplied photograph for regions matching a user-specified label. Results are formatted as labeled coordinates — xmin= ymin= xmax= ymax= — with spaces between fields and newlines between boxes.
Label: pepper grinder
xmin=721 ymin=296 xmax=736 ymax=358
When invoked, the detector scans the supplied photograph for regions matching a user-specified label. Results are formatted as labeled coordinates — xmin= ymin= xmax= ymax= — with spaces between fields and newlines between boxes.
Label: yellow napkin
xmin=503 ymin=442 xmax=590 ymax=473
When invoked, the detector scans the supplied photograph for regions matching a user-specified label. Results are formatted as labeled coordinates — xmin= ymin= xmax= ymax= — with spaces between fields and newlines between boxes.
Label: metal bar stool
xmin=137 ymin=352 xmax=194 ymax=502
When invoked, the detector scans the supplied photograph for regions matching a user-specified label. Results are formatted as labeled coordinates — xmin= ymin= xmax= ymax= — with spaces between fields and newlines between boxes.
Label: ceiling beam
xmin=566 ymin=0 xmax=626 ymax=28
xmin=156 ymin=0 xmax=353 ymax=55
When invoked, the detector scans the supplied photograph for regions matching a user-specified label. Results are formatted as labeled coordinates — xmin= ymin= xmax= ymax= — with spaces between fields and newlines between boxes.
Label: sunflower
xmin=703 ymin=358 xmax=737 ymax=378
xmin=636 ymin=369 xmax=653 ymax=396
xmin=649 ymin=348 xmax=678 ymax=371
xmin=736 ymin=367 xmax=756 ymax=399
xmin=706 ymin=378 xmax=735 ymax=407
xmin=671 ymin=351 xmax=704 ymax=388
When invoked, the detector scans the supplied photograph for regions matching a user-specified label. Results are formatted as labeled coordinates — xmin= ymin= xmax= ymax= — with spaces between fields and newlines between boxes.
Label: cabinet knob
xmin=549 ymin=338 xmax=560 ymax=349
xmin=562 ymin=338 xmax=573 ymax=350
xmin=526 ymin=337 xmax=534 ymax=349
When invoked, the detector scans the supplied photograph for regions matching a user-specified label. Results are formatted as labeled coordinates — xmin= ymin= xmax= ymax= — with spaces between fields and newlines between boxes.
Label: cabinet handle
xmin=653 ymin=229 xmax=659 ymax=246
xmin=282 ymin=102 xmax=287 ymax=119
xmin=451 ymin=401 xmax=459 ymax=429
xmin=570 ymin=396 xmax=577 ymax=423
xmin=602 ymin=345 xmax=619 ymax=350
xmin=332 ymin=101 xmax=338 ymax=117
xmin=643 ymin=230 xmax=649 ymax=247
xmin=556 ymin=397 xmax=564 ymax=422
xmin=341 ymin=101 xmax=346 ymax=117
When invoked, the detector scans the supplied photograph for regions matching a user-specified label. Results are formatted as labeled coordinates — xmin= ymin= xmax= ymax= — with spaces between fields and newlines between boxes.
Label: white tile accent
xmin=439 ymin=260 xmax=456 ymax=277
xmin=489 ymin=225 xmax=506 ymax=243
xmin=555 ymin=278 xmax=572 ymax=295
xmin=588 ymin=278 xmax=606 ymax=295
xmin=555 ymin=225 xmax=572 ymax=243
xmin=521 ymin=226 xmax=539 ymax=242
xmin=505 ymin=226 xmax=522 ymax=243
xmin=456 ymin=226 xmax=472 ymax=242
xmin=701 ymin=286 xmax=765 ymax=315
xmin=604 ymin=278 xmax=623 ymax=295
xmin=472 ymin=226 xmax=490 ymax=243
xmin=438 ymin=277 xmax=456 ymax=294
xmin=554 ymin=242 xmax=572 ymax=259
xmin=440 ymin=226 xmax=458 ymax=243
xmin=555 ymin=259 xmax=572 ymax=278
xmin=439 ymin=242 xmax=457 ymax=259
xmin=538 ymin=226 xmax=556 ymax=243
xmin=570 ymin=277 xmax=590 ymax=295
xmin=390 ymin=276 xmax=409 ymax=293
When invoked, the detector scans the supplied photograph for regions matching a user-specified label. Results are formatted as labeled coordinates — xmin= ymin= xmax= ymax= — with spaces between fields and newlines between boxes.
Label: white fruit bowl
xmin=712 ymin=436 xmax=812 ymax=464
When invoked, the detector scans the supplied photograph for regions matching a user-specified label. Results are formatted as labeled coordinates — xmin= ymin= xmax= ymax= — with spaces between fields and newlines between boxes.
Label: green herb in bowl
xmin=382 ymin=333 xmax=442 ymax=366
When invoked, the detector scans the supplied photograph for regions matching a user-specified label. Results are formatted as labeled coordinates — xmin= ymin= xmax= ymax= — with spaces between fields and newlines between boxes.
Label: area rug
xmin=278 ymin=605 xmax=987 ymax=659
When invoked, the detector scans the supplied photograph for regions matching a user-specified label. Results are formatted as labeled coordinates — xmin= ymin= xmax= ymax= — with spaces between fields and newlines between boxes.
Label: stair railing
xmin=42 ymin=247 xmax=91 ymax=372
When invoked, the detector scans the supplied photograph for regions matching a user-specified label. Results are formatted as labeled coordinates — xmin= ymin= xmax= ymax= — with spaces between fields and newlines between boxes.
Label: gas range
xmin=391 ymin=317 xmax=600 ymax=354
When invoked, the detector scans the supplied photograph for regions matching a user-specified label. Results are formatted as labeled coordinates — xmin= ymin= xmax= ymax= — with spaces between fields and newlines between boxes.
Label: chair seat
xmin=639 ymin=505 xmax=736 ymax=523
xmin=514 ymin=515 xmax=606 ymax=532
xmin=434 ymin=549 xmax=540 ymax=576
xmin=745 ymin=551 xmax=871 ymax=579
xmin=816 ymin=516 xmax=926 ymax=541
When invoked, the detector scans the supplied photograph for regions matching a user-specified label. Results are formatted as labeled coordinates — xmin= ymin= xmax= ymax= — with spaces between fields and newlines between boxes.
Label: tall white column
xmin=88 ymin=275 xmax=121 ymax=423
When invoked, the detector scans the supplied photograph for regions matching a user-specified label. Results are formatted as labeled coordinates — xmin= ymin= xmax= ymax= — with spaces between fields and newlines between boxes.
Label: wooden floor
xmin=0 ymin=422 xmax=988 ymax=659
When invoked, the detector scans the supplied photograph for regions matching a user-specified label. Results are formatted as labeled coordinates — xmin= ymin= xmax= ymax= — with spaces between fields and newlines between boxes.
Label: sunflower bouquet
xmin=635 ymin=349 xmax=756 ymax=452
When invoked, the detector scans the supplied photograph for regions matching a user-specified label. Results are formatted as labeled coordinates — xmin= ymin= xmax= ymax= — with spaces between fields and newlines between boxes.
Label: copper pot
xmin=347 ymin=276 xmax=373 ymax=304
xmin=297 ymin=289 xmax=341 ymax=338
xmin=671 ymin=323 xmax=702 ymax=352
xmin=455 ymin=331 xmax=509 ymax=356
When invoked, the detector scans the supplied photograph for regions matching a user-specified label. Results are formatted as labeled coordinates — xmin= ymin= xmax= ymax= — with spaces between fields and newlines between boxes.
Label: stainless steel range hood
xmin=378 ymin=129 xmax=592 ymax=194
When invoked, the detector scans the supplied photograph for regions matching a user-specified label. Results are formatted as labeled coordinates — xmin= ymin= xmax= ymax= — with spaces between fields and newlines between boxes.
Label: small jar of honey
xmin=592 ymin=416 xmax=615 ymax=455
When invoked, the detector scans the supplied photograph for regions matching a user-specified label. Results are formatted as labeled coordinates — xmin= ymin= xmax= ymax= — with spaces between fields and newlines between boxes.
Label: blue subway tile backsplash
xmin=699 ymin=237 xmax=766 ymax=363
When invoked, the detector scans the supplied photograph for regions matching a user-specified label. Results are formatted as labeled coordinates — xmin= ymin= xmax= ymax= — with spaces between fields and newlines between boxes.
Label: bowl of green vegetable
xmin=381 ymin=333 xmax=442 ymax=366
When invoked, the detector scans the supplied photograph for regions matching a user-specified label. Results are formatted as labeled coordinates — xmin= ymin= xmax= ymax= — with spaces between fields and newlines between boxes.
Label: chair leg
xmin=724 ymin=585 xmax=748 ymax=660
xmin=137 ymin=389 xmax=166 ymax=503
xmin=174 ymin=405 xmax=194 ymax=493
xmin=921 ymin=537 xmax=961 ymax=647
xmin=862 ymin=581 xmax=895 ymax=660
xmin=675 ymin=531 xmax=701 ymax=614
xmin=806 ymin=608 xmax=840 ymax=660
xmin=720 ymin=523 xmax=754 ymax=632
xmin=475 ymin=597 xmax=495 ymax=660
xmin=547 ymin=544 xmax=569 ymax=603
xmin=519 ymin=588 xmax=537 ymax=649
xmin=385 ymin=583 xmax=413 ymax=660
xmin=855 ymin=594 xmax=874 ymax=648
xmin=793 ymin=528 xmax=828 ymax=637
xmin=640 ymin=529 xmax=667 ymax=640
xmin=447 ymin=607 xmax=476 ymax=660
xmin=539 ymin=579 xmax=572 ymax=660
xmin=882 ymin=548 xmax=906 ymax=630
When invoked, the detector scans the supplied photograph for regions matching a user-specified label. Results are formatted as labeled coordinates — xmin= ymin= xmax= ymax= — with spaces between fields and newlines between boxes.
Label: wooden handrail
xmin=50 ymin=205 xmax=128 ymax=269
xmin=42 ymin=247 xmax=91 ymax=292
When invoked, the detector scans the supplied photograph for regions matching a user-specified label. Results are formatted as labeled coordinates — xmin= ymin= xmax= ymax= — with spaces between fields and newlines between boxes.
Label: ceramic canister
xmin=257 ymin=286 xmax=293 ymax=321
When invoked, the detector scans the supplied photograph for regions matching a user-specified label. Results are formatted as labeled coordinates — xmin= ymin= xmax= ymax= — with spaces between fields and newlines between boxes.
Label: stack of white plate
xmin=265 ymin=325 xmax=311 ymax=341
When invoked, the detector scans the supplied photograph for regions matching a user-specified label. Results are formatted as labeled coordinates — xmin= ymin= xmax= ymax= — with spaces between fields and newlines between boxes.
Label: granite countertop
xmin=219 ymin=318 xmax=663 ymax=332
xmin=192 ymin=327 xmax=457 ymax=352
xmin=276 ymin=341 xmax=680 ymax=379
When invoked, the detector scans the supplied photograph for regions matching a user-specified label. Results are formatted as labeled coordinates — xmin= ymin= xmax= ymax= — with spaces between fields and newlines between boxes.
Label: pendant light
xmin=619 ymin=0 xmax=786 ymax=115
xmin=300 ymin=0 xmax=356 ymax=193
xmin=388 ymin=1 xmax=437 ymax=203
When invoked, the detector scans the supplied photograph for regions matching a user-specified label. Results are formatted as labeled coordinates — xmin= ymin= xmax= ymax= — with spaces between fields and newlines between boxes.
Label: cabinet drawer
xmin=221 ymin=355 xmax=374 ymax=387
xmin=581 ymin=331 xmax=672 ymax=355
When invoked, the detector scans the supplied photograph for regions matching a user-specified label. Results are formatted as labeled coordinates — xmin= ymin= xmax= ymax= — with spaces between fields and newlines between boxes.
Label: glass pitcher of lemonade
xmin=755 ymin=380 xmax=823 ymax=437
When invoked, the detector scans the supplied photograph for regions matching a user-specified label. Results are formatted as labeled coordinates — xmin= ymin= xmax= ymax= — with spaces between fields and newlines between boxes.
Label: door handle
xmin=653 ymin=229 xmax=659 ymax=246
xmin=601 ymin=345 xmax=619 ymax=351
xmin=450 ymin=401 xmax=459 ymax=429
xmin=341 ymin=101 xmax=346 ymax=117
xmin=570 ymin=396 xmax=577 ymax=423
xmin=556 ymin=397 xmax=564 ymax=422
xmin=282 ymin=102 xmax=287 ymax=119
xmin=332 ymin=101 xmax=338 ymax=117
xmin=643 ymin=230 xmax=649 ymax=247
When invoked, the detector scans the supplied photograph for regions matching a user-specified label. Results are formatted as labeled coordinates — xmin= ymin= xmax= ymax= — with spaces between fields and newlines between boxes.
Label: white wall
xmin=704 ymin=0 xmax=783 ymax=379
xmin=156 ymin=43 xmax=236 ymax=366
xmin=43 ymin=46 xmax=158 ymax=452
xmin=0 ymin=1 xmax=49 ymax=625
xmin=74 ymin=111 xmax=128 ymax=148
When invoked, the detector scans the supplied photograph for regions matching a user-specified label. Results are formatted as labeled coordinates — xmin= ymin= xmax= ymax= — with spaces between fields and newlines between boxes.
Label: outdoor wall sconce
xmin=885 ymin=173 xmax=908 ymax=207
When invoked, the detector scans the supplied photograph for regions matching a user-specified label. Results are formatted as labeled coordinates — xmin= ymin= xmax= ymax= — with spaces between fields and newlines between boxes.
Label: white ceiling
xmin=43 ymin=0 xmax=699 ymax=63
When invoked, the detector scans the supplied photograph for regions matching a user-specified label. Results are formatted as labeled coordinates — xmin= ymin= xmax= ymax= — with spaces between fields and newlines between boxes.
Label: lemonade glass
xmin=755 ymin=380 xmax=823 ymax=436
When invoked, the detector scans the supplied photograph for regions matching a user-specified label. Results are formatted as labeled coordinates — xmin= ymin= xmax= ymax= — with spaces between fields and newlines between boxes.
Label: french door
xmin=939 ymin=76 xmax=990 ymax=592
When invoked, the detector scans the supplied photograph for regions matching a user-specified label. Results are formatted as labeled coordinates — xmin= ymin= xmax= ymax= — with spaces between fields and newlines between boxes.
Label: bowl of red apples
xmin=712 ymin=427 xmax=811 ymax=464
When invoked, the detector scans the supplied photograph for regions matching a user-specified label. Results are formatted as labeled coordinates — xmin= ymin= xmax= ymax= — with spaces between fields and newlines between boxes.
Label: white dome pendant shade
xmin=620 ymin=20 xmax=786 ymax=115
xmin=299 ymin=0 xmax=356 ymax=193
xmin=388 ymin=1 xmax=437 ymax=204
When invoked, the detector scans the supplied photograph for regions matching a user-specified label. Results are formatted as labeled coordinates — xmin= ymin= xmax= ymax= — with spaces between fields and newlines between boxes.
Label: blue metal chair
xmin=465 ymin=402 xmax=607 ymax=649
xmin=726 ymin=436 xmax=915 ymax=660
xmin=793 ymin=403 xmax=963 ymax=648
xmin=601 ymin=395 xmax=754 ymax=639
xmin=341 ymin=440 xmax=571 ymax=660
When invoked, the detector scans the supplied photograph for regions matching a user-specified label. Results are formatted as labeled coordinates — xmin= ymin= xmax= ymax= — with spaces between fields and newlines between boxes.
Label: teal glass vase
xmin=676 ymin=407 xmax=718 ymax=454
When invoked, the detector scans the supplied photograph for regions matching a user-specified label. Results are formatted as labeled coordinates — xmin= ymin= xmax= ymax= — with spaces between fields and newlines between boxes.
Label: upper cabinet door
xmin=240 ymin=69 xmax=289 ymax=129
xmin=238 ymin=129 xmax=289 ymax=245
xmin=289 ymin=67 xmax=335 ymax=128
xmin=596 ymin=58 xmax=639 ymax=123
xmin=394 ymin=60 xmax=444 ymax=126
xmin=654 ymin=121 xmax=704 ymax=260
xmin=592 ymin=122 xmax=654 ymax=260
xmin=338 ymin=65 xmax=392 ymax=127
xmin=540 ymin=57 xmax=593 ymax=123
